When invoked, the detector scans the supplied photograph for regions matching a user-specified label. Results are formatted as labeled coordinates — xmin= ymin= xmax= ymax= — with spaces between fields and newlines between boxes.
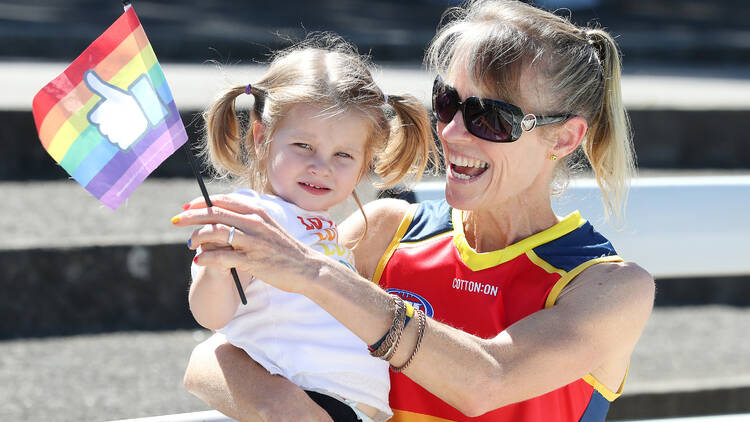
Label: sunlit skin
xmin=255 ymin=103 xmax=369 ymax=212
xmin=172 ymin=68 xmax=652 ymax=418
xmin=440 ymin=69 xmax=579 ymax=252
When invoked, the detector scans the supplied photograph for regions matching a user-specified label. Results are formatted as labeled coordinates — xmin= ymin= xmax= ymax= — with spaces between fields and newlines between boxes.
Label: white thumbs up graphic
xmin=84 ymin=70 xmax=168 ymax=150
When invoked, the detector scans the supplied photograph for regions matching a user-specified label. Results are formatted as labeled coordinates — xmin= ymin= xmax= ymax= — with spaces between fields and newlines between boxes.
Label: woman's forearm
xmin=303 ymin=258 xmax=654 ymax=416
xmin=303 ymin=257 xmax=495 ymax=413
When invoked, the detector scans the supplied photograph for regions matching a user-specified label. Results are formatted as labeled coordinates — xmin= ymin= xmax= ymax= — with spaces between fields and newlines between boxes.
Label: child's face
xmin=260 ymin=103 xmax=370 ymax=212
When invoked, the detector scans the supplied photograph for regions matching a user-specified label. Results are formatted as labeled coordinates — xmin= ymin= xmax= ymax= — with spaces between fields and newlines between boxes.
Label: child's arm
xmin=188 ymin=243 xmax=252 ymax=330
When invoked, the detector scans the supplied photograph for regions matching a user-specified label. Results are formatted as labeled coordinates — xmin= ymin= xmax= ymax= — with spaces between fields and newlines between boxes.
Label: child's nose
xmin=308 ymin=156 xmax=331 ymax=176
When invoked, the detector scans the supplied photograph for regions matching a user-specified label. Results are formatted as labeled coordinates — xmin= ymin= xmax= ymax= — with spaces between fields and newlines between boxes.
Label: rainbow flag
xmin=32 ymin=6 xmax=187 ymax=210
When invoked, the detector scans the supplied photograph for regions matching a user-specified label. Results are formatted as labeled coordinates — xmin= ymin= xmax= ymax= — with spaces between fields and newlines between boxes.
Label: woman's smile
xmin=447 ymin=151 xmax=489 ymax=180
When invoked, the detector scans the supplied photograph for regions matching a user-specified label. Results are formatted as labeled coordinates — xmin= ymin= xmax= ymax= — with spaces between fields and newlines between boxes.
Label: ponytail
xmin=202 ymin=84 xmax=268 ymax=189
xmin=581 ymin=29 xmax=635 ymax=224
xmin=373 ymin=94 xmax=437 ymax=189
xmin=424 ymin=0 xmax=637 ymax=226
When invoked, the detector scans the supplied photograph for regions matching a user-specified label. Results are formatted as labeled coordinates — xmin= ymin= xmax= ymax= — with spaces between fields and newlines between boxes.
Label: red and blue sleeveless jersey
xmin=374 ymin=200 xmax=625 ymax=422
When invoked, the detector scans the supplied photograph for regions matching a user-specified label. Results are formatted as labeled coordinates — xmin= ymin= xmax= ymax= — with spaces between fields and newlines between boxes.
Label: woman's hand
xmin=173 ymin=194 xmax=323 ymax=295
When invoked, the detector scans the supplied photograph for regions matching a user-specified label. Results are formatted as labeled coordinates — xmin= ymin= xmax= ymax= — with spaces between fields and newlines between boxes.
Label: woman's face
xmin=437 ymin=69 xmax=555 ymax=212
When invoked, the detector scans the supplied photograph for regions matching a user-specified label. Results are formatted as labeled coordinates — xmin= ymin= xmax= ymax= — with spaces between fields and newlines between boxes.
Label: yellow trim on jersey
xmin=543 ymin=255 xmax=624 ymax=309
xmin=583 ymin=370 xmax=627 ymax=402
xmin=525 ymin=249 xmax=567 ymax=277
xmin=372 ymin=204 xmax=418 ymax=286
xmin=390 ymin=409 xmax=455 ymax=422
xmin=397 ymin=231 xmax=455 ymax=248
xmin=541 ymin=255 xmax=627 ymax=401
xmin=452 ymin=210 xmax=587 ymax=272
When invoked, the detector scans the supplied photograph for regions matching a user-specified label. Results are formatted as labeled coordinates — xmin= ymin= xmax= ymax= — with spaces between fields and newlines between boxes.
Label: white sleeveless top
xmin=192 ymin=189 xmax=391 ymax=421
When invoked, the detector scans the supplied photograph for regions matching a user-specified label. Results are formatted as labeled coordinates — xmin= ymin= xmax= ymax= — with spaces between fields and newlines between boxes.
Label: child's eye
xmin=335 ymin=152 xmax=353 ymax=159
xmin=294 ymin=143 xmax=312 ymax=150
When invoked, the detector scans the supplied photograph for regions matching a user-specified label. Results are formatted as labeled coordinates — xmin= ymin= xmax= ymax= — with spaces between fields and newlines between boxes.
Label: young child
xmin=186 ymin=36 xmax=436 ymax=422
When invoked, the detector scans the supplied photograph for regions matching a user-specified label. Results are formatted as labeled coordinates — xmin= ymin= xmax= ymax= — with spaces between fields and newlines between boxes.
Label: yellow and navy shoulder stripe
xmin=532 ymin=219 xmax=618 ymax=272
xmin=401 ymin=199 xmax=454 ymax=243
xmin=530 ymin=216 xmax=626 ymax=404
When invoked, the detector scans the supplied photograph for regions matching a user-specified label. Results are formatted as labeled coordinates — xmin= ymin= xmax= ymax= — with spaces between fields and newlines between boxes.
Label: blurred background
xmin=1 ymin=0 xmax=749 ymax=421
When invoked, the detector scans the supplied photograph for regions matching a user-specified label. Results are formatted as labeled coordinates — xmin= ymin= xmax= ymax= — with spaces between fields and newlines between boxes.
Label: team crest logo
xmin=386 ymin=288 xmax=434 ymax=317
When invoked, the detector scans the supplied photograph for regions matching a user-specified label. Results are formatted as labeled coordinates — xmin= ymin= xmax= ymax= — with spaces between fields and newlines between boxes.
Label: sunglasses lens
xmin=434 ymin=90 xmax=457 ymax=123
xmin=465 ymin=100 xmax=513 ymax=142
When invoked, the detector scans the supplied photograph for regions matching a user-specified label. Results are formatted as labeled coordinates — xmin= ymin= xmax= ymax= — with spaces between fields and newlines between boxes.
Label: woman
xmin=172 ymin=0 xmax=654 ymax=420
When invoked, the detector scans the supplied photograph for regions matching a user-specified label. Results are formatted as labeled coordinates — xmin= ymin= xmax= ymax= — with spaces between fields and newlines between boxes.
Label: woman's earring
xmin=550 ymin=154 xmax=558 ymax=161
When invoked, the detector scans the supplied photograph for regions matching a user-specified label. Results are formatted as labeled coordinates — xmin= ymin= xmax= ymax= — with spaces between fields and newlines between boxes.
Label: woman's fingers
xmin=192 ymin=248 xmax=256 ymax=273
xmin=174 ymin=206 xmax=251 ymax=229
xmin=175 ymin=197 xmax=315 ymax=294
xmin=188 ymin=224 xmax=238 ymax=250
xmin=182 ymin=193 xmax=272 ymax=218
xmin=188 ymin=224 xmax=254 ymax=251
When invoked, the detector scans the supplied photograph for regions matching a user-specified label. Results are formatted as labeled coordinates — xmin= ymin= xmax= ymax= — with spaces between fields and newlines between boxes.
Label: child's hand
xmin=173 ymin=194 xmax=320 ymax=295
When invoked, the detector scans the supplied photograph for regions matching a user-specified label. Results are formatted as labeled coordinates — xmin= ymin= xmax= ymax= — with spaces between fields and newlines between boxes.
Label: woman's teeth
xmin=449 ymin=154 xmax=489 ymax=180
xmin=449 ymin=155 xmax=489 ymax=169
xmin=453 ymin=171 xmax=472 ymax=180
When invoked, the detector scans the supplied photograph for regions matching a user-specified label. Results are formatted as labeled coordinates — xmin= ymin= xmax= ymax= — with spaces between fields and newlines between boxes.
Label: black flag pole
xmin=120 ymin=0 xmax=245 ymax=305
xmin=184 ymin=144 xmax=248 ymax=305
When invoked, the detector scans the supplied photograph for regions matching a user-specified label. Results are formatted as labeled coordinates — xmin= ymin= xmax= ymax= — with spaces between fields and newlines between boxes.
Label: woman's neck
xmin=462 ymin=195 xmax=559 ymax=253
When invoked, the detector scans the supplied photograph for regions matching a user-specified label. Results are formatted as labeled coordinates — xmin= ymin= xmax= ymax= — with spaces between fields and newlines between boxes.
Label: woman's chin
xmin=444 ymin=171 xmax=488 ymax=209
xmin=444 ymin=184 xmax=481 ymax=211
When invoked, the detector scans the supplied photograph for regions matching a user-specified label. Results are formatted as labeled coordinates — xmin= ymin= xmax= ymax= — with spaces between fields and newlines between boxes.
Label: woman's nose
xmin=440 ymin=110 xmax=472 ymax=143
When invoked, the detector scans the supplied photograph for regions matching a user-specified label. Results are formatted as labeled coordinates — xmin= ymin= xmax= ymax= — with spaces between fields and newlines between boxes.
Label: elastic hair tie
xmin=245 ymin=84 xmax=253 ymax=95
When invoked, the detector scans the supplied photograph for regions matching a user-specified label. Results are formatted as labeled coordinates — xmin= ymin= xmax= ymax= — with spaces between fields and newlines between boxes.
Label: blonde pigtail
xmin=374 ymin=94 xmax=438 ymax=189
xmin=201 ymin=86 xmax=250 ymax=179
xmin=582 ymin=29 xmax=635 ymax=225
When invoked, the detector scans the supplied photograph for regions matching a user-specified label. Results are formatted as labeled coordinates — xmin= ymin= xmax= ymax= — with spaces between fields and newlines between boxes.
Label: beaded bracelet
xmin=390 ymin=308 xmax=426 ymax=373
xmin=370 ymin=295 xmax=407 ymax=358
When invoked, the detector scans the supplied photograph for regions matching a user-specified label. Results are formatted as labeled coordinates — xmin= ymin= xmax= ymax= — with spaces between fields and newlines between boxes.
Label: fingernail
xmin=182 ymin=203 xmax=190 ymax=211
xmin=170 ymin=215 xmax=180 ymax=224
xmin=187 ymin=238 xmax=192 ymax=248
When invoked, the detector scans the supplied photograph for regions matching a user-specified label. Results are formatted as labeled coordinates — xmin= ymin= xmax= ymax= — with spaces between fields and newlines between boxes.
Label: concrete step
xmin=1 ymin=177 xmax=749 ymax=419
xmin=4 ymin=0 xmax=750 ymax=64
xmin=5 ymin=62 xmax=750 ymax=181
xmin=2 ymin=175 xmax=750 ymax=338
xmin=2 ymin=307 xmax=750 ymax=421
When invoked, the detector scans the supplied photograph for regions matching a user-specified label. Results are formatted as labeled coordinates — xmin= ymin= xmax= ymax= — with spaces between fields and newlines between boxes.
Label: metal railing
xmin=412 ymin=174 xmax=750 ymax=279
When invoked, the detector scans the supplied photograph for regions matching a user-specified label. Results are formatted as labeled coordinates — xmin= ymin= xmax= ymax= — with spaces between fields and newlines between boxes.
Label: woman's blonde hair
xmin=202 ymin=34 xmax=436 ymax=197
xmin=425 ymin=0 xmax=635 ymax=223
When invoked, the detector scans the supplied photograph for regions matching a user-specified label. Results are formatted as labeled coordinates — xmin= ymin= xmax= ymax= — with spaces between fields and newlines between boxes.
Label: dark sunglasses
xmin=432 ymin=75 xmax=572 ymax=143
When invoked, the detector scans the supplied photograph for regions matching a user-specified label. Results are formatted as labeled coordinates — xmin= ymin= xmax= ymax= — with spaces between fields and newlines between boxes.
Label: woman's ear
xmin=252 ymin=121 xmax=267 ymax=156
xmin=554 ymin=116 xmax=587 ymax=158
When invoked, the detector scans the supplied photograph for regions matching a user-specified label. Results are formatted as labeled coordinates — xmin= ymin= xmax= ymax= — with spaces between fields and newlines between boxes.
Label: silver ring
xmin=227 ymin=226 xmax=236 ymax=246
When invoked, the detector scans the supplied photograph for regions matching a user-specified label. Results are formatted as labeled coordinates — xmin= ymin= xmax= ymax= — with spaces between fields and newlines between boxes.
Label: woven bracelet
xmin=370 ymin=295 xmax=407 ymax=358
xmin=368 ymin=295 xmax=399 ymax=354
xmin=390 ymin=308 xmax=426 ymax=373
xmin=378 ymin=296 xmax=407 ymax=359
xmin=368 ymin=302 xmax=413 ymax=352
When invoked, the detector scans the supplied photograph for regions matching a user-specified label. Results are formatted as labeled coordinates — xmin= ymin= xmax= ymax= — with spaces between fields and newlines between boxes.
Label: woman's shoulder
xmin=340 ymin=198 xmax=414 ymax=279
xmin=561 ymin=260 xmax=655 ymax=314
